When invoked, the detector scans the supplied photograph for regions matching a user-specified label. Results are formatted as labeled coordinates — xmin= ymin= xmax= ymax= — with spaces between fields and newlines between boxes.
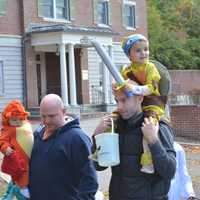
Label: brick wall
xmin=171 ymin=105 xmax=200 ymax=139
xmin=21 ymin=0 xmax=148 ymax=41
xmin=170 ymin=70 xmax=200 ymax=95
xmin=169 ymin=71 xmax=200 ymax=139
xmin=0 ymin=0 xmax=22 ymax=35
xmin=112 ymin=0 xmax=148 ymax=42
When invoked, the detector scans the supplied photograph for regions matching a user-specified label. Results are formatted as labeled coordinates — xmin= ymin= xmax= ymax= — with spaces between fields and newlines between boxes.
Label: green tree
xmin=147 ymin=0 xmax=200 ymax=69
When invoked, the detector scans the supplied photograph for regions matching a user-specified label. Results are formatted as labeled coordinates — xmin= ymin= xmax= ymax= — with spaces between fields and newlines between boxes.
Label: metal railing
xmin=91 ymin=85 xmax=105 ymax=105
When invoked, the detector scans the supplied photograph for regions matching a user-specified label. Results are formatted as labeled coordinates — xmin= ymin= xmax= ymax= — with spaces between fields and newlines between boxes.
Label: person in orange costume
xmin=0 ymin=100 xmax=33 ymax=199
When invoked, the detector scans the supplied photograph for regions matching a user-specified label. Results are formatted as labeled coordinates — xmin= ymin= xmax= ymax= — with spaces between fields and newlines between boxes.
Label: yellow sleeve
xmin=121 ymin=65 xmax=132 ymax=80
xmin=145 ymin=62 xmax=161 ymax=95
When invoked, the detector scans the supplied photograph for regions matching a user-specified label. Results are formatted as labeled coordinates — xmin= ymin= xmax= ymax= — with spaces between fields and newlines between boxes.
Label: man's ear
xmin=63 ymin=107 xmax=67 ymax=115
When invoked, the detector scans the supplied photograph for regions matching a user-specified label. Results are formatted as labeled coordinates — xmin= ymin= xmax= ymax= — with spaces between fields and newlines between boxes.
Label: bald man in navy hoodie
xmin=29 ymin=94 xmax=98 ymax=200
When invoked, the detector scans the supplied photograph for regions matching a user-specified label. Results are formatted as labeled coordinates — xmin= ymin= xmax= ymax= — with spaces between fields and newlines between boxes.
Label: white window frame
xmin=0 ymin=60 xmax=5 ymax=95
xmin=123 ymin=0 xmax=136 ymax=30
xmin=97 ymin=0 xmax=109 ymax=27
xmin=39 ymin=0 xmax=70 ymax=22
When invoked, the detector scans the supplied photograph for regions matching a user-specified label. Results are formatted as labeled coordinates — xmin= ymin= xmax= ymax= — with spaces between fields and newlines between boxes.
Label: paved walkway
xmin=80 ymin=117 xmax=111 ymax=192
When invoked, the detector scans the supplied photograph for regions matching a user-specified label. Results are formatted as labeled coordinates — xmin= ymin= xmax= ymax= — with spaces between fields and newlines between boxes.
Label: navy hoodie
xmin=29 ymin=116 xmax=98 ymax=200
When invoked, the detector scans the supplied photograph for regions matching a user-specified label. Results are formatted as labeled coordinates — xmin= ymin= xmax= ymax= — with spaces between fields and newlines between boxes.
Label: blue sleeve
xmin=149 ymin=122 xmax=176 ymax=179
xmin=71 ymin=130 xmax=98 ymax=200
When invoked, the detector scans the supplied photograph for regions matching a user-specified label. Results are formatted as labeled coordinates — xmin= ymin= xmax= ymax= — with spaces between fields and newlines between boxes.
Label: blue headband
xmin=122 ymin=34 xmax=147 ymax=56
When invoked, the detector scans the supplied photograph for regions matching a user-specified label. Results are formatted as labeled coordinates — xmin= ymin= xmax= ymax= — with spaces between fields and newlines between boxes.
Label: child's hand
xmin=5 ymin=146 xmax=14 ymax=156
xmin=124 ymin=80 xmax=141 ymax=95
xmin=120 ymin=80 xmax=136 ymax=97
xmin=125 ymin=80 xmax=137 ymax=91
xmin=141 ymin=117 xmax=159 ymax=144
xmin=125 ymin=79 xmax=151 ymax=96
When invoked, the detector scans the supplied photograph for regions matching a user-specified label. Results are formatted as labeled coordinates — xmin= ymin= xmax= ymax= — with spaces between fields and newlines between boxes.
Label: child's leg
xmin=140 ymin=108 xmax=163 ymax=174
xmin=20 ymin=187 xmax=30 ymax=198
xmin=14 ymin=171 xmax=30 ymax=199
xmin=12 ymin=185 xmax=26 ymax=200
xmin=140 ymin=138 xmax=154 ymax=173
xmin=0 ymin=181 xmax=15 ymax=200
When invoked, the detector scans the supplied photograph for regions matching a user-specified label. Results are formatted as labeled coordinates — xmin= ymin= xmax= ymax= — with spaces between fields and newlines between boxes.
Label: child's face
xmin=128 ymin=40 xmax=149 ymax=64
xmin=9 ymin=118 xmax=23 ymax=127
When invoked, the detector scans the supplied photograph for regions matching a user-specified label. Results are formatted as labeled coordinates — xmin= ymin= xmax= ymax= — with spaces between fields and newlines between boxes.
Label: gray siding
xmin=87 ymin=42 xmax=130 ymax=104
xmin=0 ymin=35 xmax=23 ymax=111
xmin=88 ymin=47 xmax=102 ymax=103
xmin=112 ymin=42 xmax=130 ymax=65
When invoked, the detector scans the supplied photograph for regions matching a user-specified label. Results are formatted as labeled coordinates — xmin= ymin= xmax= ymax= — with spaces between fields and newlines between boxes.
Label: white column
xmin=102 ymin=65 xmax=109 ymax=104
xmin=102 ymin=46 xmax=109 ymax=104
xmin=68 ymin=43 xmax=77 ymax=106
xmin=108 ymin=45 xmax=115 ymax=104
xmin=53 ymin=0 xmax=56 ymax=18
xmin=40 ymin=52 xmax=47 ymax=97
xmin=59 ymin=43 xmax=68 ymax=106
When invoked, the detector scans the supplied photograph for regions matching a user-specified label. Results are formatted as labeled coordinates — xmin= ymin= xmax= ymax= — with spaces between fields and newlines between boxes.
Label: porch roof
xmin=27 ymin=23 xmax=118 ymax=47
xmin=27 ymin=23 xmax=119 ymax=36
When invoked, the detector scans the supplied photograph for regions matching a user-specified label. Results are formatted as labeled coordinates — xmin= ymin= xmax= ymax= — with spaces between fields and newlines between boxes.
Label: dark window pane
xmin=125 ymin=4 xmax=135 ymax=27
xmin=98 ymin=1 xmax=108 ymax=24
xmin=56 ymin=0 xmax=69 ymax=19
xmin=39 ymin=0 xmax=53 ymax=17
xmin=42 ymin=5 xmax=53 ymax=17
xmin=56 ymin=0 xmax=65 ymax=6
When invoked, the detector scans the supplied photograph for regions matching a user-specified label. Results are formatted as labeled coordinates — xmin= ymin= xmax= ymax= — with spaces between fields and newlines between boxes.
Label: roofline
xmin=26 ymin=23 xmax=119 ymax=36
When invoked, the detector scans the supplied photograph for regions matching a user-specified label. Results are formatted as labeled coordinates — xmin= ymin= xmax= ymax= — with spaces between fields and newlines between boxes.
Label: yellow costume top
xmin=121 ymin=61 xmax=165 ymax=119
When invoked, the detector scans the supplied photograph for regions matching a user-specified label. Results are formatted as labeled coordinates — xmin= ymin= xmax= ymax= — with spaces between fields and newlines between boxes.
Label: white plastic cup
xmin=95 ymin=132 xmax=120 ymax=167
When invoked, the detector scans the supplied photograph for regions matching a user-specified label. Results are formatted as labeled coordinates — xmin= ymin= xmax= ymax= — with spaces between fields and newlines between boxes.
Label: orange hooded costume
xmin=0 ymin=100 xmax=33 ymax=188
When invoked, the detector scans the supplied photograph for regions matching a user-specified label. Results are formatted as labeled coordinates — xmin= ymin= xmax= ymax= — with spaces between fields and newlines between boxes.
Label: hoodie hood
xmin=35 ymin=114 xmax=80 ymax=139
xmin=60 ymin=114 xmax=80 ymax=133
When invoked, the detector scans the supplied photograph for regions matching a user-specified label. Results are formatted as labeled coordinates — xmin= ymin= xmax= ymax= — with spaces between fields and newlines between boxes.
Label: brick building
xmin=169 ymin=71 xmax=200 ymax=139
xmin=0 ymin=0 xmax=148 ymax=112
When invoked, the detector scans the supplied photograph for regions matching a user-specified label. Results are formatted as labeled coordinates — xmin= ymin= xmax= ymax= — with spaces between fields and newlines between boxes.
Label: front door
xmin=45 ymin=52 xmax=62 ymax=96
xmin=75 ymin=48 xmax=82 ymax=104
xmin=45 ymin=49 xmax=82 ymax=104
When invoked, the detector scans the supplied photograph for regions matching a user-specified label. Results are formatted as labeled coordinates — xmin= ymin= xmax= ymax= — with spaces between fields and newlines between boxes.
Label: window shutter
xmin=122 ymin=3 xmax=126 ymax=27
xmin=93 ymin=0 xmax=99 ymax=24
xmin=0 ymin=0 xmax=6 ymax=15
xmin=70 ymin=0 xmax=75 ymax=20
xmin=108 ymin=1 xmax=112 ymax=25
xmin=37 ymin=0 xmax=43 ymax=17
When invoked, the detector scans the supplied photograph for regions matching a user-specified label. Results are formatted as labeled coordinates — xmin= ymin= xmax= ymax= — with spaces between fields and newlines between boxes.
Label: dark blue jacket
xmin=29 ymin=116 xmax=98 ymax=200
xmin=95 ymin=113 xmax=176 ymax=200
